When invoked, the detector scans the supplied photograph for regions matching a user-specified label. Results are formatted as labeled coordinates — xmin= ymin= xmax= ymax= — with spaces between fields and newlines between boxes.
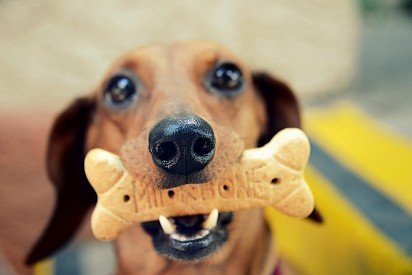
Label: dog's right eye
xmin=103 ymin=75 xmax=137 ymax=109
xmin=204 ymin=62 xmax=245 ymax=97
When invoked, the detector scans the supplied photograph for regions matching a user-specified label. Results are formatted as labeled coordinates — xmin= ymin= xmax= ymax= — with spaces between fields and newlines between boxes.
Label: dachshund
xmin=26 ymin=41 xmax=320 ymax=274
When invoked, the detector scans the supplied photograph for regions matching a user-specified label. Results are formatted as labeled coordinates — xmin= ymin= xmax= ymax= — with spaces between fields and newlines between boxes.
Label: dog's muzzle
xmin=148 ymin=115 xmax=215 ymax=177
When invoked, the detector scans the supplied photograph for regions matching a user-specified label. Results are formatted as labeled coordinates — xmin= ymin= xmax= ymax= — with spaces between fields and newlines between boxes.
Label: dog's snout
xmin=149 ymin=115 xmax=215 ymax=176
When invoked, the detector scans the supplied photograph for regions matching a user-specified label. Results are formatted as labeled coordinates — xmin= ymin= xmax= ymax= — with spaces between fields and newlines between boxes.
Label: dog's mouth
xmin=141 ymin=210 xmax=232 ymax=262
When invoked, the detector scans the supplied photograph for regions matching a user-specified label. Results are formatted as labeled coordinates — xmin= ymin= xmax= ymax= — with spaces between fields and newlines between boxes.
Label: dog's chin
xmin=141 ymin=212 xmax=232 ymax=262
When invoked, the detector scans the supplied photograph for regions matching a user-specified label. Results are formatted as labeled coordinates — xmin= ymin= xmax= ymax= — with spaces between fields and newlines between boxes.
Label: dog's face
xmin=27 ymin=41 xmax=302 ymax=266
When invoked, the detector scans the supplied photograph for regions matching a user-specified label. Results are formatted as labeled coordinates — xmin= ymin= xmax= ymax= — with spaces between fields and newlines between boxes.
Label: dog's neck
xmin=115 ymin=209 xmax=277 ymax=275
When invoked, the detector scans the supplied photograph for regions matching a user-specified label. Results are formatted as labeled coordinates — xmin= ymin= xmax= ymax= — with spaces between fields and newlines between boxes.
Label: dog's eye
xmin=103 ymin=75 xmax=137 ymax=109
xmin=206 ymin=62 xmax=244 ymax=95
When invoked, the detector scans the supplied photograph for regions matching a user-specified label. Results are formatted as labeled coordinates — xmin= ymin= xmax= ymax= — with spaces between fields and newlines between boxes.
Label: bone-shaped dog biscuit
xmin=85 ymin=128 xmax=314 ymax=240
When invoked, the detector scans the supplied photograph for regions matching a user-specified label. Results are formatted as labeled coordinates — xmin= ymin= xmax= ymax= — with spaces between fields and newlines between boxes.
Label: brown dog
xmin=27 ymin=41 xmax=317 ymax=274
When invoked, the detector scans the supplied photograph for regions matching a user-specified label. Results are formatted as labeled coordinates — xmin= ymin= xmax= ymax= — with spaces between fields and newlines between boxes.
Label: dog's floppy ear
xmin=252 ymin=72 xmax=301 ymax=146
xmin=26 ymin=97 xmax=97 ymax=265
xmin=252 ymin=72 xmax=323 ymax=223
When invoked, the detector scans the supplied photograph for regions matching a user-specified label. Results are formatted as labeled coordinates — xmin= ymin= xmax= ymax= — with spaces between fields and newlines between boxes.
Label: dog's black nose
xmin=149 ymin=115 xmax=215 ymax=175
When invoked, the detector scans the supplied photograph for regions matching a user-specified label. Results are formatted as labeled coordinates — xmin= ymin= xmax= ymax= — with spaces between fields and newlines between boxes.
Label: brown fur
xmin=25 ymin=41 xmax=307 ymax=274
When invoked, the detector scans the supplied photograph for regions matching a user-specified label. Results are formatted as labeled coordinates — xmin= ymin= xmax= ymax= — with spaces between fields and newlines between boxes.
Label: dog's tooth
xmin=171 ymin=233 xmax=181 ymax=241
xmin=200 ymin=229 xmax=210 ymax=238
xmin=159 ymin=215 xmax=176 ymax=234
xmin=202 ymin=209 xmax=219 ymax=230
xmin=170 ymin=230 xmax=211 ymax=242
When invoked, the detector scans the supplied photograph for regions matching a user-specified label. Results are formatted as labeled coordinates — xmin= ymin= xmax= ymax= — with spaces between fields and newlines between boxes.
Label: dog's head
xmin=27 ymin=41 xmax=311 ymax=265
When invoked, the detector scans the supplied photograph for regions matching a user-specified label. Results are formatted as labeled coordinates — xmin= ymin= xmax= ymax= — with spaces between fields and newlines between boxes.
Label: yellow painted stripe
xmin=265 ymin=166 xmax=412 ymax=275
xmin=304 ymin=102 xmax=412 ymax=213
xmin=33 ymin=258 xmax=54 ymax=275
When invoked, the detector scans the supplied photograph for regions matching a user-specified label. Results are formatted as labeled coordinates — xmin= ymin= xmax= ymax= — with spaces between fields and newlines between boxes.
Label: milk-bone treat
xmin=84 ymin=128 xmax=314 ymax=240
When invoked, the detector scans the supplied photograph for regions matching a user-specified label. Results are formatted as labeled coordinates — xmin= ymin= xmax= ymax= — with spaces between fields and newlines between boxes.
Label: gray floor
xmin=309 ymin=11 xmax=412 ymax=138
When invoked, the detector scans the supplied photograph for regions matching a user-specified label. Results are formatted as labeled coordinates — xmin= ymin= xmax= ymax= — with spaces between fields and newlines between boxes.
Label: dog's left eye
xmin=103 ymin=74 xmax=137 ymax=109
xmin=205 ymin=62 xmax=244 ymax=96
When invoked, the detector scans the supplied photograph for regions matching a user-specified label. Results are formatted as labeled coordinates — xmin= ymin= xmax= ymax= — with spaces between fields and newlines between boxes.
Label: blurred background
xmin=0 ymin=0 xmax=411 ymax=274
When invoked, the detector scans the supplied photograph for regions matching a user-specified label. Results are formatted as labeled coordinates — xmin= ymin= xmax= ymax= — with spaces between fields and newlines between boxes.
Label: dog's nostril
xmin=193 ymin=137 xmax=214 ymax=157
xmin=154 ymin=141 xmax=178 ymax=163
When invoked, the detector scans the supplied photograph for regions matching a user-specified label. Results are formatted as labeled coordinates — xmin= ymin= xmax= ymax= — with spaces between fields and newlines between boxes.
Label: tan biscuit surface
xmin=85 ymin=128 xmax=314 ymax=240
